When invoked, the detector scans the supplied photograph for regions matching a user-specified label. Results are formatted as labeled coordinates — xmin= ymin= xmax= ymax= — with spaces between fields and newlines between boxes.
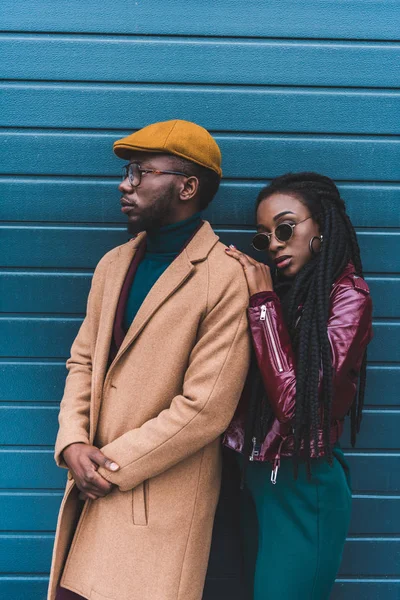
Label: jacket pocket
xmin=132 ymin=480 xmax=149 ymax=526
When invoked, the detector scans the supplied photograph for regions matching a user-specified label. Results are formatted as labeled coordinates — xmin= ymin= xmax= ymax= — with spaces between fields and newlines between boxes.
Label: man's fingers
xmin=90 ymin=448 xmax=120 ymax=471
xmin=79 ymin=491 xmax=97 ymax=501
xmin=83 ymin=469 xmax=113 ymax=492
xmin=80 ymin=479 xmax=111 ymax=497
xmin=104 ymin=458 xmax=120 ymax=471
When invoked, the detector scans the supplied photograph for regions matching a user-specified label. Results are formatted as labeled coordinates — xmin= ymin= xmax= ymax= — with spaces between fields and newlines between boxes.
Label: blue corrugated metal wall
xmin=1 ymin=2 xmax=399 ymax=598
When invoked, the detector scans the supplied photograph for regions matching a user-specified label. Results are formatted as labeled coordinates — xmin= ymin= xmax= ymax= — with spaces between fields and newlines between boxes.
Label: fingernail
xmin=109 ymin=462 xmax=119 ymax=471
xmin=225 ymin=248 xmax=230 ymax=252
xmin=229 ymin=244 xmax=236 ymax=249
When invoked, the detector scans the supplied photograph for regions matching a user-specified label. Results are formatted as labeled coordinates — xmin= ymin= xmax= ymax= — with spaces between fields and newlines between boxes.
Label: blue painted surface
xmin=2 ymin=84 xmax=400 ymax=134
xmin=3 ymin=36 xmax=400 ymax=88
xmin=1 ymin=0 xmax=400 ymax=39
xmin=1 ymin=2 xmax=399 ymax=598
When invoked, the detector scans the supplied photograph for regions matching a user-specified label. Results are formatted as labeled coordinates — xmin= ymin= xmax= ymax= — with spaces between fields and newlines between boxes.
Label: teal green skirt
xmin=239 ymin=446 xmax=352 ymax=600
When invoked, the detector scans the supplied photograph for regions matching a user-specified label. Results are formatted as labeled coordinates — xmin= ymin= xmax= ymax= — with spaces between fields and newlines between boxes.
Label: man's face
xmin=118 ymin=152 xmax=188 ymax=233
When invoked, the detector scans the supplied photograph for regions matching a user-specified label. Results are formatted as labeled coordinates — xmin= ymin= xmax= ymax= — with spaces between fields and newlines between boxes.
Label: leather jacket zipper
xmin=260 ymin=305 xmax=284 ymax=373
xmin=270 ymin=436 xmax=287 ymax=485
xmin=250 ymin=437 xmax=260 ymax=461
xmin=271 ymin=462 xmax=279 ymax=485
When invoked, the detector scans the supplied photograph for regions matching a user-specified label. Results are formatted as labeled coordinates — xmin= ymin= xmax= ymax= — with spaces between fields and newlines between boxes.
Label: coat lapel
xmin=90 ymin=234 xmax=145 ymax=437
xmin=105 ymin=221 xmax=220 ymax=380
xmin=106 ymin=250 xmax=195 ymax=376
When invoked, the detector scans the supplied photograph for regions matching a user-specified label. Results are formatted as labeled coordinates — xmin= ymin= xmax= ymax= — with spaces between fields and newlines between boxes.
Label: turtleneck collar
xmin=146 ymin=212 xmax=203 ymax=255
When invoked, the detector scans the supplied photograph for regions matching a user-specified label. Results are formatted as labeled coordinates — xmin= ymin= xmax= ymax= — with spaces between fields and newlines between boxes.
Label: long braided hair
xmin=242 ymin=172 xmax=367 ymax=476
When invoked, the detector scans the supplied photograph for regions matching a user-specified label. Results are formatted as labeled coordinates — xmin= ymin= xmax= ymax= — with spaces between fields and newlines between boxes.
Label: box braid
xmin=243 ymin=172 xmax=367 ymax=477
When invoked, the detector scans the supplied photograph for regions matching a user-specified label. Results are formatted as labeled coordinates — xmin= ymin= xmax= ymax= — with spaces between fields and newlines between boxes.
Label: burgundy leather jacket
xmin=223 ymin=262 xmax=373 ymax=481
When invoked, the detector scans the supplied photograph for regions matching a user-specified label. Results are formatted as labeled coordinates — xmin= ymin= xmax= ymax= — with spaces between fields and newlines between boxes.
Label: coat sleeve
xmin=97 ymin=264 xmax=251 ymax=492
xmin=248 ymin=280 xmax=373 ymax=423
xmin=54 ymin=253 xmax=111 ymax=468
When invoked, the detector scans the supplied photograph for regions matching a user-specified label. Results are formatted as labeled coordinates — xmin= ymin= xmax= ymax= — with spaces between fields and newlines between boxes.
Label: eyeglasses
xmin=121 ymin=162 xmax=189 ymax=188
xmin=252 ymin=216 xmax=312 ymax=251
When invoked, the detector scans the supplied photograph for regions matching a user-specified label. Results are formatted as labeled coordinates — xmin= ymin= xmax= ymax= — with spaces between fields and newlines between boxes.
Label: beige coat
xmin=48 ymin=222 xmax=250 ymax=600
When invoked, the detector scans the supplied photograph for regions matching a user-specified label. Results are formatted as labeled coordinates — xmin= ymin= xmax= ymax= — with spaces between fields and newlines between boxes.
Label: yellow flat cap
xmin=113 ymin=119 xmax=222 ymax=177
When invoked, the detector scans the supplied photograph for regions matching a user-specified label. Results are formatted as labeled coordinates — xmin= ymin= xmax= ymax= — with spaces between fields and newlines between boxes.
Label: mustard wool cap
xmin=113 ymin=119 xmax=222 ymax=177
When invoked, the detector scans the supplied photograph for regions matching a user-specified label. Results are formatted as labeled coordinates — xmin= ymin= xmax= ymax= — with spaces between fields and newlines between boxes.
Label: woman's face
xmin=256 ymin=192 xmax=321 ymax=278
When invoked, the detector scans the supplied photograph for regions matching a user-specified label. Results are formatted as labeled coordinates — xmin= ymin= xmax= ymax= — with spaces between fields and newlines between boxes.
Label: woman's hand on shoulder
xmin=225 ymin=245 xmax=274 ymax=295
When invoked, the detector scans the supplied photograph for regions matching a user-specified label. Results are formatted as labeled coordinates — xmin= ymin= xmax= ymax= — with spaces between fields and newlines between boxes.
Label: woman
xmin=223 ymin=172 xmax=373 ymax=599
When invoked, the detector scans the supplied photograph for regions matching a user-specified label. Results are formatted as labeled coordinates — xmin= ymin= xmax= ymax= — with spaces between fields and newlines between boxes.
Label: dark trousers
xmin=56 ymin=587 xmax=85 ymax=600
xmin=202 ymin=449 xmax=251 ymax=600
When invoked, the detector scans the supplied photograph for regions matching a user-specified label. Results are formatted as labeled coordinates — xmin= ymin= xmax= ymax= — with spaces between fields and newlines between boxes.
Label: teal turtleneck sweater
xmin=123 ymin=212 xmax=202 ymax=331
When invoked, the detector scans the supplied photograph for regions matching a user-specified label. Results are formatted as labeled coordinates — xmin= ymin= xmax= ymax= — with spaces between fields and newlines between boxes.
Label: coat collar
xmin=118 ymin=219 xmax=219 ymax=264
xmin=111 ymin=221 xmax=219 ymax=361
xmin=91 ymin=221 xmax=219 ymax=430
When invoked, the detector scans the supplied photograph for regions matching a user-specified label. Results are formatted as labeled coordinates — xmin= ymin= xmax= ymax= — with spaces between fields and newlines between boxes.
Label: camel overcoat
xmin=48 ymin=222 xmax=251 ymax=600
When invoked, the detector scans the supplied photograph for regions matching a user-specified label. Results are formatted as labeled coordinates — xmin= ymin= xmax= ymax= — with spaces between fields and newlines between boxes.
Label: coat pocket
xmin=132 ymin=480 xmax=149 ymax=526
xmin=90 ymin=589 xmax=114 ymax=600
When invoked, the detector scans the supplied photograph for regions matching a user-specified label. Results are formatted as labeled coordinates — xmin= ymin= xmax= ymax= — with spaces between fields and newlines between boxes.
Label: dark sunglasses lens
xmin=275 ymin=223 xmax=293 ymax=242
xmin=252 ymin=233 xmax=270 ymax=251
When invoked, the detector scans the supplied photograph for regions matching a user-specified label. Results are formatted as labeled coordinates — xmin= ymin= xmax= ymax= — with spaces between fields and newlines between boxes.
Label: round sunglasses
xmin=252 ymin=216 xmax=312 ymax=251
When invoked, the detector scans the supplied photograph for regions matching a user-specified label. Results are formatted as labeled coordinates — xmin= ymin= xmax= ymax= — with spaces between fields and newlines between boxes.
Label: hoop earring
xmin=309 ymin=234 xmax=323 ymax=255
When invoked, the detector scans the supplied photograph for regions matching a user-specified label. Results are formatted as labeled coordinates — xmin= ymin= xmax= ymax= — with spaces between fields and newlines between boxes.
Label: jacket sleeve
xmin=97 ymin=266 xmax=251 ymax=492
xmin=54 ymin=253 xmax=111 ymax=468
xmin=326 ymin=279 xmax=373 ymax=419
xmin=249 ymin=280 xmax=373 ymax=424
xmin=248 ymin=291 xmax=297 ymax=423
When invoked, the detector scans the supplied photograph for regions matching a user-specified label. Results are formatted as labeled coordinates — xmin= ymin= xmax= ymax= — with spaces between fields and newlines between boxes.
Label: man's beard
xmin=127 ymin=185 xmax=176 ymax=235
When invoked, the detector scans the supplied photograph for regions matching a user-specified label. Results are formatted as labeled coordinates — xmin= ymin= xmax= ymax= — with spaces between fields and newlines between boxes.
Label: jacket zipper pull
xmin=250 ymin=437 xmax=260 ymax=461
xmin=271 ymin=459 xmax=280 ymax=484
xmin=271 ymin=436 xmax=286 ymax=484
xmin=260 ymin=305 xmax=267 ymax=320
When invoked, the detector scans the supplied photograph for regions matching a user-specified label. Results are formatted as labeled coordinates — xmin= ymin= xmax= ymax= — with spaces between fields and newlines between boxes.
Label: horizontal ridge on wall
xmin=333 ymin=581 xmax=400 ymax=600
xmin=2 ymin=491 xmax=398 ymax=535
xmin=0 ymin=533 xmax=398 ymax=577
xmin=1 ymin=450 xmax=398 ymax=493
xmin=0 ymin=318 xmax=397 ymax=361
xmin=2 ymin=179 xmax=400 ymax=227
xmin=1 ymin=226 xmax=398 ymax=271
xmin=0 ymin=579 xmax=399 ymax=600
xmin=1 ymin=363 xmax=397 ymax=407
xmin=0 ymin=406 xmax=398 ymax=450
xmin=2 ymin=132 xmax=400 ymax=181
xmin=2 ymin=35 xmax=400 ymax=88
xmin=1 ymin=0 xmax=400 ymax=40
xmin=1 ymin=83 xmax=400 ymax=135
xmin=2 ymin=273 xmax=398 ymax=316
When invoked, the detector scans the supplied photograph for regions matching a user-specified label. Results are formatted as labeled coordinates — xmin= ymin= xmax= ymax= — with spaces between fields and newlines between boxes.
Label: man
xmin=48 ymin=119 xmax=251 ymax=600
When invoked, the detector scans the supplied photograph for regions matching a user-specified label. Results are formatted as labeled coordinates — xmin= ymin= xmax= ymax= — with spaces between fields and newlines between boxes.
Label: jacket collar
xmin=295 ymin=262 xmax=357 ymax=319
xmin=334 ymin=261 xmax=356 ymax=285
